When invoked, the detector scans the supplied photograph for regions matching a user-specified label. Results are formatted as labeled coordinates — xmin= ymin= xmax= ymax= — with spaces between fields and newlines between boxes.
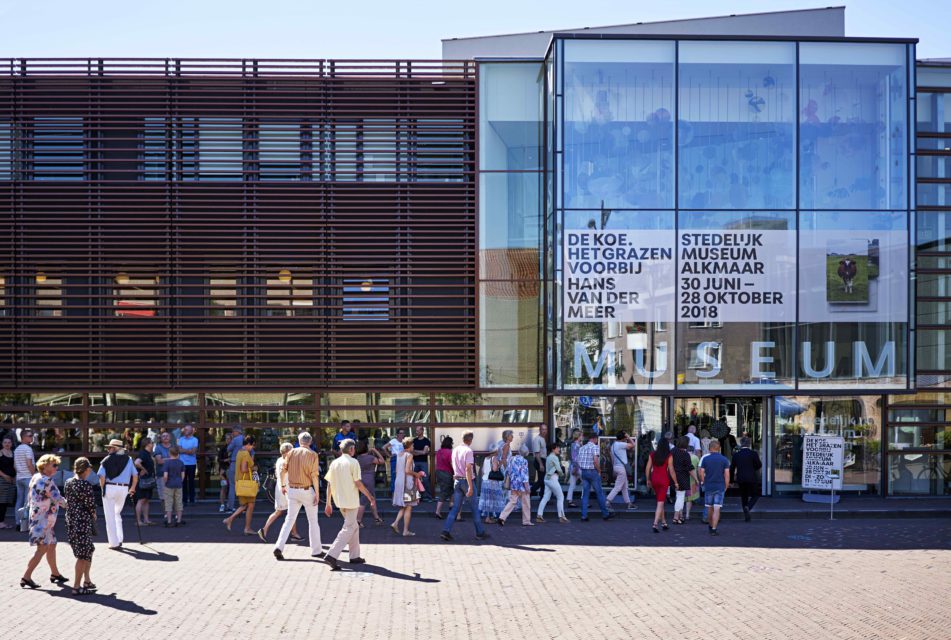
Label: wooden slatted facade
xmin=0 ymin=59 xmax=478 ymax=389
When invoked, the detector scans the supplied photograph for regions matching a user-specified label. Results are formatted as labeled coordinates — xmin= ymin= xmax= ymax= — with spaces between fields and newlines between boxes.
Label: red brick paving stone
xmin=0 ymin=515 xmax=948 ymax=640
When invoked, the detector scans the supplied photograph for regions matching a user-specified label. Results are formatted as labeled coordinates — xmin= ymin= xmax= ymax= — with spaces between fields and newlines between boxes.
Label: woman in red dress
xmin=645 ymin=438 xmax=677 ymax=533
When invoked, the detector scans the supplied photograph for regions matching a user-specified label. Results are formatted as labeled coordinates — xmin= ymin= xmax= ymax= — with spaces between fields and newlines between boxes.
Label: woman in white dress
xmin=256 ymin=443 xmax=301 ymax=543
xmin=390 ymin=436 xmax=421 ymax=537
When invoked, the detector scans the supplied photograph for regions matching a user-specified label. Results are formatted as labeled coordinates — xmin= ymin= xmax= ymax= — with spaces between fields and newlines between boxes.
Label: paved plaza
xmin=2 ymin=511 xmax=949 ymax=640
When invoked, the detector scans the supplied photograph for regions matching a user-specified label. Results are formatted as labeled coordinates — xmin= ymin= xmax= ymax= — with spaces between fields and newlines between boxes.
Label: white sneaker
xmin=218 ymin=504 xmax=226 ymax=513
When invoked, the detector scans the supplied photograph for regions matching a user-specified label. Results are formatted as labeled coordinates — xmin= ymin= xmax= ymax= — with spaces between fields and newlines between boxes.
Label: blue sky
xmin=0 ymin=1 xmax=943 ymax=59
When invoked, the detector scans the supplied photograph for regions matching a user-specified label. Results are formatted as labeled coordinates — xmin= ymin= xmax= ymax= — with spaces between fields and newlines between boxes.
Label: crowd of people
xmin=4 ymin=420 xmax=764 ymax=586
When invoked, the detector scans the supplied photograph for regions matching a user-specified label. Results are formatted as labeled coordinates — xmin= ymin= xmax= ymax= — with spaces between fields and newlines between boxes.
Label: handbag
xmin=235 ymin=462 xmax=259 ymax=498
xmin=487 ymin=451 xmax=504 ymax=481
xmin=138 ymin=474 xmax=156 ymax=490
xmin=17 ymin=505 xmax=29 ymax=532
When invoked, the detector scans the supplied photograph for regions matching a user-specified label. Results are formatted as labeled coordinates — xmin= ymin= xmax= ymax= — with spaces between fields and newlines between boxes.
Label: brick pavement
xmin=1 ymin=512 xmax=949 ymax=640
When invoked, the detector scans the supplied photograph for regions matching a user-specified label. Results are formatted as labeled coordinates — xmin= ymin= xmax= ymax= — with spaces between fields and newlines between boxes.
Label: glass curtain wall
xmin=549 ymin=37 xmax=914 ymax=392
xmin=479 ymin=63 xmax=544 ymax=388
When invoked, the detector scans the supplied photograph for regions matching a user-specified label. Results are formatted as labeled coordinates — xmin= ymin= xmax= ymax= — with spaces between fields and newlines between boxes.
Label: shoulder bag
xmin=612 ymin=444 xmax=633 ymax=478
xmin=235 ymin=458 xmax=259 ymax=498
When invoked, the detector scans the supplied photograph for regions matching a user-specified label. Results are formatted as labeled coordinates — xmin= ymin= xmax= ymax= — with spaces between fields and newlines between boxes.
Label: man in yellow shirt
xmin=323 ymin=438 xmax=375 ymax=571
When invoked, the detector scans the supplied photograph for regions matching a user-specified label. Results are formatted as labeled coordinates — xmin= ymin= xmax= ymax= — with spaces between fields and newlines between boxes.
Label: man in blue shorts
xmin=699 ymin=440 xmax=730 ymax=536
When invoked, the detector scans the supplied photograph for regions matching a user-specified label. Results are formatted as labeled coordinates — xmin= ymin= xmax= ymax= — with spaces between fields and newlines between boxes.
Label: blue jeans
xmin=390 ymin=457 xmax=397 ymax=493
xmin=580 ymin=469 xmax=609 ymax=519
xmin=443 ymin=479 xmax=485 ymax=537
xmin=15 ymin=477 xmax=30 ymax=525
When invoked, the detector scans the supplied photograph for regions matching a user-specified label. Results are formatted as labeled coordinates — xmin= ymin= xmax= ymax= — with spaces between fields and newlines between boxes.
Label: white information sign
xmin=801 ymin=435 xmax=845 ymax=491
xmin=563 ymin=229 xmax=675 ymax=323
xmin=677 ymin=230 xmax=796 ymax=322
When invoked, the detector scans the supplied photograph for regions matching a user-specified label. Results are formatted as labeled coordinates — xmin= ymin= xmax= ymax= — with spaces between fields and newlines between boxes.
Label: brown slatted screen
xmin=0 ymin=59 xmax=477 ymax=389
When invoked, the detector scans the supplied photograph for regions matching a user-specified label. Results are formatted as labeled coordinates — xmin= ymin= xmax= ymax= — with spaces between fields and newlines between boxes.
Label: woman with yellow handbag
xmin=223 ymin=436 xmax=258 ymax=535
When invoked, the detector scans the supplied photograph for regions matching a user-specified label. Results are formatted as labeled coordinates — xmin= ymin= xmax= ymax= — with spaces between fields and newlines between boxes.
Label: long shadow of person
xmin=115 ymin=546 xmax=179 ymax=562
xmin=45 ymin=587 xmax=158 ymax=615
xmin=347 ymin=563 xmax=440 ymax=583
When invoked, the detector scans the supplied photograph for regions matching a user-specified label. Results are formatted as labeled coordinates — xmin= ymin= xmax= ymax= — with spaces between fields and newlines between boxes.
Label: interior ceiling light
xmin=35 ymin=272 xmax=47 ymax=284
xmin=115 ymin=272 xmax=130 ymax=285
xmin=278 ymin=269 xmax=292 ymax=283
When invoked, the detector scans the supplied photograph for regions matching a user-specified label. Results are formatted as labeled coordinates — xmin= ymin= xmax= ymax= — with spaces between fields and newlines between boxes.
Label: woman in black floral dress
xmin=64 ymin=458 xmax=97 ymax=596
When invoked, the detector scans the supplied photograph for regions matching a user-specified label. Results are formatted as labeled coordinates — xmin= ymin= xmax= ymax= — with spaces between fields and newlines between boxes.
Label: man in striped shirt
xmin=577 ymin=434 xmax=615 ymax=522
xmin=13 ymin=430 xmax=36 ymax=527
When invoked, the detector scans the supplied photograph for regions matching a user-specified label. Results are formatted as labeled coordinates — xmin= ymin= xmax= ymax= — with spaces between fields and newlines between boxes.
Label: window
xmin=0 ymin=120 xmax=11 ymax=180
xmin=266 ymin=274 xmax=314 ymax=316
xmin=35 ymin=275 xmax=63 ymax=317
xmin=32 ymin=117 xmax=84 ymax=181
xmin=363 ymin=119 xmax=396 ymax=182
xmin=210 ymin=277 xmax=238 ymax=317
xmin=0 ymin=275 xmax=5 ymax=316
xmin=343 ymin=279 xmax=390 ymax=321
xmin=332 ymin=121 xmax=358 ymax=181
xmin=113 ymin=275 xmax=158 ymax=317
xmin=198 ymin=118 xmax=243 ymax=180
xmin=259 ymin=122 xmax=301 ymax=180
xmin=415 ymin=118 xmax=466 ymax=182
xmin=141 ymin=117 xmax=167 ymax=180
xmin=687 ymin=341 xmax=721 ymax=369
xmin=688 ymin=320 xmax=723 ymax=329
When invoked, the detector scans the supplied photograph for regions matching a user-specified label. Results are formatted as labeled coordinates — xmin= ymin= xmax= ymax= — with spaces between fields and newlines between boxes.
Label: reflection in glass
xmin=322 ymin=392 xmax=428 ymax=407
xmin=206 ymin=409 xmax=316 ymax=424
xmin=480 ymin=282 xmax=541 ymax=387
xmin=480 ymin=172 xmax=540 ymax=253
xmin=888 ymin=453 xmax=950 ymax=495
xmin=799 ymin=43 xmax=907 ymax=209
xmin=774 ymin=395 xmax=882 ymax=493
xmin=480 ymin=63 xmax=542 ymax=171
xmin=320 ymin=408 xmax=430 ymax=424
xmin=563 ymin=40 xmax=675 ymax=209
xmin=678 ymin=41 xmax=795 ymax=209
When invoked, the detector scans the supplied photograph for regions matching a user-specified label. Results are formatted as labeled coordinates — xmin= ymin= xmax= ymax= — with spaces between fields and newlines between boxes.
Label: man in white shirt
xmin=13 ymin=430 xmax=36 ymax=527
xmin=323 ymin=439 xmax=376 ymax=571
xmin=686 ymin=425 xmax=702 ymax=455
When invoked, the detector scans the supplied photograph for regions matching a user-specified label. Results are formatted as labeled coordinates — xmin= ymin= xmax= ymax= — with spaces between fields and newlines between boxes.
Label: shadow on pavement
xmin=347 ymin=563 xmax=440 ymax=583
xmin=114 ymin=546 xmax=179 ymax=562
xmin=44 ymin=586 xmax=158 ymax=615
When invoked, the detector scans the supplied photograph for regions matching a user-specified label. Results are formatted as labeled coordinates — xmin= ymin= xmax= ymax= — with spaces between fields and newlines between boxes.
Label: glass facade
xmin=548 ymin=37 xmax=915 ymax=393
xmin=479 ymin=62 xmax=544 ymax=387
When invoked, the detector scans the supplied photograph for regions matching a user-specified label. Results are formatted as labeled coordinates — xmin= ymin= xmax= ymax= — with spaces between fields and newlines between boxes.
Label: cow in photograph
xmin=837 ymin=258 xmax=857 ymax=294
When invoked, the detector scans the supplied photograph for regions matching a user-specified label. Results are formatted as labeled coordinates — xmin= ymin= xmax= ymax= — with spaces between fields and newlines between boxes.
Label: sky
xmin=0 ymin=0 xmax=945 ymax=60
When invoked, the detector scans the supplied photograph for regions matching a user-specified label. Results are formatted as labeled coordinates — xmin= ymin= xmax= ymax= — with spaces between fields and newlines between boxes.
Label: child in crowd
xmin=162 ymin=446 xmax=186 ymax=527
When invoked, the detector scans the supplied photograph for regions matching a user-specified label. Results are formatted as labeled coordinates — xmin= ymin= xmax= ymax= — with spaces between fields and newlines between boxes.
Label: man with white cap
xmin=97 ymin=439 xmax=139 ymax=549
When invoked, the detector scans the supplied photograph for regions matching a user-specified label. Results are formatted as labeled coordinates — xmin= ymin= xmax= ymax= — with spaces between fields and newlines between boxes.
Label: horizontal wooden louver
xmin=0 ymin=59 xmax=478 ymax=389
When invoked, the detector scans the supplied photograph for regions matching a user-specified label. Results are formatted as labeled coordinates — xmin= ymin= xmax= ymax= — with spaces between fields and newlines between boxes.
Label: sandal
xmin=374 ymin=517 xmax=384 ymax=525
xmin=50 ymin=574 xmax=69 ymax=585
xmin=652 ymin=524 xmax=659 ymax=534
xmin=390 ymin=524 xmax=400 ymax=535
xmin=402 ymin=531 xmax=416 ymax=537
xmin=433 ymin=513 xmax=444 ymax=520
xmin=83 ymin=581 xmax=97 ymax=591
xmin=661 ymin=522 xmax=669 ymax=531
xmin=20 ymin=577 xmax=40 ymax=589
xmin=222 ymin=518 xmax=232 ymax=531
xmin=71 ymin=586 xmax=92 ymax=596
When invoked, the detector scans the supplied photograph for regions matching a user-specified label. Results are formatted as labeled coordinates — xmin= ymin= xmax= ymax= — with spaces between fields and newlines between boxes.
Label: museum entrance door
xmin=672 ymin=396 xmax=768 ymax=494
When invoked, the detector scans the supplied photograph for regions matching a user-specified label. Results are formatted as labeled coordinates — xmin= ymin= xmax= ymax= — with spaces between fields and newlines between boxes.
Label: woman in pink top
xmin=434 ymin=436 xmax=456 ymax=519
